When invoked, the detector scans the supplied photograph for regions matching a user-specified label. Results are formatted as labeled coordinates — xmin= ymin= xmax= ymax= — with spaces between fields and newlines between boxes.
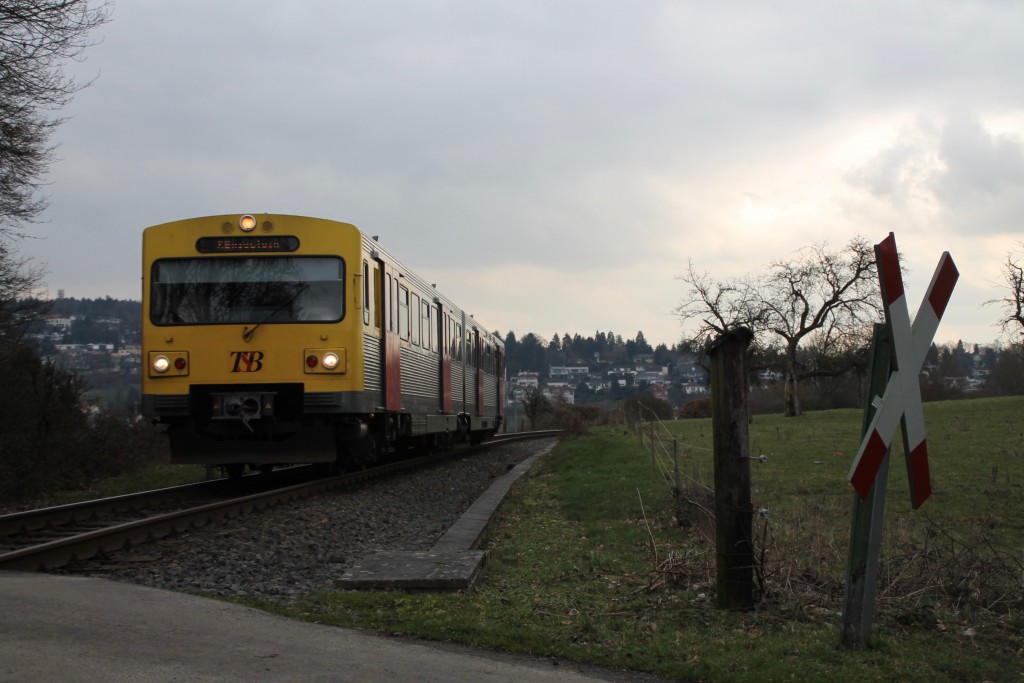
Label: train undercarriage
xmin=161 ymin=394 xmax=501 ymax=478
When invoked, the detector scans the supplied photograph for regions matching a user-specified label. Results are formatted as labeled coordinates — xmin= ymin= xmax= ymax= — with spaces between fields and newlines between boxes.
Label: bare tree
xmin=520 ymin=386 xmax=550 ymax=430
xmin=0 ymin=0 xmax=111 ymax=234
xmin=674 ymin=260 xmax=764 ymax=337
xmin=757 ymin=238 xmax=880 ymax=416
xmin=676 ymin=238 xmax=881 ymax=417
xmin=0 ymin=241 xmax=46 ymax=357
xmin=986 ymin=243 xmax=1024 ymax=346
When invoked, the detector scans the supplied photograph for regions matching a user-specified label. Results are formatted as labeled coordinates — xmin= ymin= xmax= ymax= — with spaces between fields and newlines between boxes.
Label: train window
xmin=442 ymin=314 xmax=448 ymax=357
xmin=421 ymin=300 xmax=432 ymax=352
xmin=362 ymin=261 xmax=370 ymax=326
xmin=398 ymin=285 xmax=410 ymax=341
xmin=150 ymin=256 xmax=344 ymax=325
xmin=429 ymin=305 xmax=436 ymax=353
xmin=455 ymin=323 xmax=463 ymax=362
xmin=385 ymin=273 xmax=393 ymax=332
xmin=411 ymin=293 xmax=420 ymax=346
xmin=372 ymin=265 xmax=382 ymax=330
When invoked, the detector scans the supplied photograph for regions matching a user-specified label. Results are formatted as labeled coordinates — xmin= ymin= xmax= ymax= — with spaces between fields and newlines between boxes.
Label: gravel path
xmin=56 ymin=439 xmax=554 ymax=603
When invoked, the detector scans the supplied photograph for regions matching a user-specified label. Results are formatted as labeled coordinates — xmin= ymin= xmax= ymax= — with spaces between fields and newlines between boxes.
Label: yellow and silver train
xmin=142 ymin=214 xmax=505 ymax=476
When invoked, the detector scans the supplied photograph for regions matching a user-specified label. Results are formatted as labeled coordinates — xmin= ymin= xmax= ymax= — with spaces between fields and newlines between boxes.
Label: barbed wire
xmin=618 ymin=401 xmax=711 ymax=497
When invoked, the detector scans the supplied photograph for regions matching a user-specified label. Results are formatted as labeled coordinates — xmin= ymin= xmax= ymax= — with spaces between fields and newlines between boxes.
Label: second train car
xmin=141 ymin=214 xmax=504 ymax=476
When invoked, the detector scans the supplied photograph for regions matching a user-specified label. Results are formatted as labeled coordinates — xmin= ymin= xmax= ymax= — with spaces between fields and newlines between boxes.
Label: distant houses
xmin=508 ymin=354 xmax=712 ymax=413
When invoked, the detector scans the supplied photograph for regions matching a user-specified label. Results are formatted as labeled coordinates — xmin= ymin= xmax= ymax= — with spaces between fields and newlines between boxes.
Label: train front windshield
xmin=150 ymin=256 xmax=344 ymax=325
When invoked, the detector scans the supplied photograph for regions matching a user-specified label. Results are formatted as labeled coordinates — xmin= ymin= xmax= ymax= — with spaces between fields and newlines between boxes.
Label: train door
xmin=380 ymin=261 xmax=401 ymax=411
xmin=455 ymin=315 xmax=465 ymax=413
xmin=438 ymin=304 xmax=452 ymax=413
xmin=496 ymin=346 xmax=505 ymax=418
xmin=473 ymin=329 xmax=483 ymax=416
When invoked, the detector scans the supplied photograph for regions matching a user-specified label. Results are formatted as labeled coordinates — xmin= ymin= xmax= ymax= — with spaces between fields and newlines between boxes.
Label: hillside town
xmin=27 ymin=297 xmax=1012 ymax=421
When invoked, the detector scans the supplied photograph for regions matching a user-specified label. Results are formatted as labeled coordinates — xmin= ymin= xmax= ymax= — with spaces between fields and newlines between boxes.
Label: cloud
xmin=930 ymin=112 xmax=1024 ymax=235
xmin=842 ymin=111 xmax=1024 ymax=239
xmin=25 ymin=1 xmax=1024 ymax=348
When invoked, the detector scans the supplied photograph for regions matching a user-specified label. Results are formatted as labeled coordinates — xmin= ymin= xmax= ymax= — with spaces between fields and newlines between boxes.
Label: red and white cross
xmin=847 ymin=233 xmax=958 ymax=509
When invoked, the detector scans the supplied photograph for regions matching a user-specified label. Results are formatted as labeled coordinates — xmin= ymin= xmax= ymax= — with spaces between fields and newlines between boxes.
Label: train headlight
xmin=148 ymin=351 xmax=189 ymax=377
xmin=239 ymin=215 xmax=257 ymax=232
xmin=303 ymin=348 xmax=346 ymax=374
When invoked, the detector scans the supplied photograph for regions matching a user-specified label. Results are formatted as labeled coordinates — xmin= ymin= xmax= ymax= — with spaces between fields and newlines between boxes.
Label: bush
xmin=0 ymin=344 xmax=167 ymax=503
xmin=678 ymin=397 xmax=711 ymax=419
xmin=554 ymin=402 xmax=602 ymax=437
xmin=0 ymin=345 xmax=90 ymax=499
xmin=621 ymin=394 xmax=674 ymax=422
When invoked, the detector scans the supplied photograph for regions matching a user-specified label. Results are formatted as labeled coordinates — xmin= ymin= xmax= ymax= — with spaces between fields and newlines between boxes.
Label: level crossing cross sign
xmin=847 ymin=233 xmax=959 ymax=509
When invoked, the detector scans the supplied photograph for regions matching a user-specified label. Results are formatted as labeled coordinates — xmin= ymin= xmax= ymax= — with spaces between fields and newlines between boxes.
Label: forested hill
xmin=47 ymin=297 xmax=142 ymax=325
xmin=40 ymin=297 xmax=142 ymax=346
xmin=37 ymin=298 xmax=678 ymax=374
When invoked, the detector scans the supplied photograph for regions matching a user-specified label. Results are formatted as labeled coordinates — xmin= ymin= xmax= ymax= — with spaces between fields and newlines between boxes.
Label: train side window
xmin=362 ymin=261 xmax=370 ymax=326
xmin=372 ymin=265 xmax=382 ymax=330
xmin=429 ymin=306 xmax=436 ymax=353
xmin=418 ymin=300 xmax=425 ymax=350
xmin=411 ymin=292 xmax=420 ymax=346
xmin=444 ymin=314 xmax=451 ymax=357
xmin=420 ymin=298 xmax=431 ymax=350
xmin=385 ymin=273 xmax=393 ymax=332
xmin=398 ymin=285 xmax=410 ymax=341
xmin=412 ymin=293 xmax=420 ymax=346
xmin=455 ymin=323 xmax=463 ymax=362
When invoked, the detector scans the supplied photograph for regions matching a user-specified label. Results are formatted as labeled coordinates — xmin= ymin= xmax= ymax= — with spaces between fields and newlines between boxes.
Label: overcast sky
xmin=24 ymin=1 xmax=1024 ymax=348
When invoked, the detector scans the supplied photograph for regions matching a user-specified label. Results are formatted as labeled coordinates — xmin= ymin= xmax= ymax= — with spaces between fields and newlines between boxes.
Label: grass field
xmin=269 ymin=396 xmax=1024 ymax=682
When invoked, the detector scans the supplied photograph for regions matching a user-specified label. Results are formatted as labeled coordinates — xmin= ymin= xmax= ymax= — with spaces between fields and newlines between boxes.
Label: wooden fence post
xmin=708 ymin=327 xmax=755 ymax=610
xmin=673 ymin=438 xmax=684 ymax=527
xmin=650 ymin=421 xmax=656 ymax=466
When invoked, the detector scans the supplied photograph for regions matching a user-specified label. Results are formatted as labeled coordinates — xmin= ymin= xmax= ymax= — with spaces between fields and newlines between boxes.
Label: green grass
xmin=2 ymin=464 xmax=210 ymax=511
xmin=264 ymin=396 xmax=1024 ymax=682
xmin=82 ymin=464 xmax=212 ymax=497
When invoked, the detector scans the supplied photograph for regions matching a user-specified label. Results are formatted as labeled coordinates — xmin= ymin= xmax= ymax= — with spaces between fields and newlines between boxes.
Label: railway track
xmin=0 ymin=430 xmax=559 ymax=572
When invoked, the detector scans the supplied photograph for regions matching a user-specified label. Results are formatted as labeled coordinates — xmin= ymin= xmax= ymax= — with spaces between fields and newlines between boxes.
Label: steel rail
xmin=0 ymin=464 xmax=322 ymax=537
xmin=0 ymin=431 xmax=560 ymax=572
xmin=0 ymin=479 xmax=232 ymax=537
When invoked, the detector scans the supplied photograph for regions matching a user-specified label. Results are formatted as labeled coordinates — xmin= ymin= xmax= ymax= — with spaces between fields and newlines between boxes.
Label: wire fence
xmin=619 ymin=400 xmax=714 ymax=527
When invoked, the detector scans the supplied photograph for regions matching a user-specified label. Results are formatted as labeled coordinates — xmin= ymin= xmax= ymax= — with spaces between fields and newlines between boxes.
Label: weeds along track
xmin=0 ymin=432 xmax=559 ymax=573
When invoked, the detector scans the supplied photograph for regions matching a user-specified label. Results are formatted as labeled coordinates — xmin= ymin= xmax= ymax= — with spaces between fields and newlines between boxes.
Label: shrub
xmin=678 ymin=397 xmax=712 ymax=419
xmin=0 ymin=344 xmax=167 ymax=503
xmin=621 ymin=394 xmax=674 ymax=422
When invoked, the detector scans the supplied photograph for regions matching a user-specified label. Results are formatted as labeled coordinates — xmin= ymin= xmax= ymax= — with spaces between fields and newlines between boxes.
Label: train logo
xmin=230 ymin=351 xmax=265 ymax=373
